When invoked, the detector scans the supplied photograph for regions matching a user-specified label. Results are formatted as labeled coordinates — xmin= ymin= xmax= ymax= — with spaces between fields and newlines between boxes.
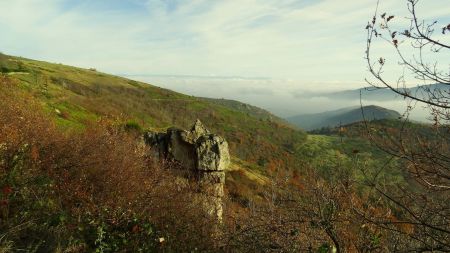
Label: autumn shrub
xmin=221 ymin=164 xmax=393 ymax=253
xmin=0 ymin=76 xmax=217 ymax=252
xmin=123 ymin=120 xmax=143 ymax=133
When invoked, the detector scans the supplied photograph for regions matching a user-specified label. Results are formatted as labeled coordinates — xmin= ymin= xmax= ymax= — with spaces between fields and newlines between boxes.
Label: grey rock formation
xmin=143 ymin=119 xmax=229 ymax=223
xmin=196 ymin=135 xmax=230 ymax=171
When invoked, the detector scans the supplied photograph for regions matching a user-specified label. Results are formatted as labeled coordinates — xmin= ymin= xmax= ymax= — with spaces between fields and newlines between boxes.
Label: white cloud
xmin=0 ymin=0 xmax=448 ymax=117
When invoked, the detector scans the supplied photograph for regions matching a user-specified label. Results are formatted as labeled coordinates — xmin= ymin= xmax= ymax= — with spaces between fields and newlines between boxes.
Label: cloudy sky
xmin=0 ymin=0 xmax=448 ymax=117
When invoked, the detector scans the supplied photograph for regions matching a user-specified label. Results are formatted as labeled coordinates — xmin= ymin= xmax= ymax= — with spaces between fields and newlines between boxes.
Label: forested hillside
xmin=0 ymin=53 xmax=305 ymax=170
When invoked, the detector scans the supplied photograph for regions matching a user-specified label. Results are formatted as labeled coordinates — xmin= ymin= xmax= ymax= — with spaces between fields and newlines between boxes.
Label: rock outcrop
xmin=144 ymin=119 xmax=230 ymax=223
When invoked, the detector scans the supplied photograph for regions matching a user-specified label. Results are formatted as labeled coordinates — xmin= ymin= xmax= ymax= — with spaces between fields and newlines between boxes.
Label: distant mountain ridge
xmin=294 ymin=84 xmax=447 ymax=102
xmin=331 ymin=84 xmax=447 ymax=101
xmin=286 ymin=105 xmax=401 ymax=131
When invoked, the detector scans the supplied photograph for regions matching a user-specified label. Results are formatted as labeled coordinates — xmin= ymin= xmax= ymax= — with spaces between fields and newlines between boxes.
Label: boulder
xmin=143 ymin=120 xmax=229 ymax=225
xmin=144 ymin=131 xmax=168 ymax=160
xmin=196 ymin=135 xmax=230 ymax=171
xmin=167 ymin=128 xmax=197 ymax=170
xmin=189 ymin=119 xmax=211 ymax=141
xmin=145 ymin=120 xmax=230 ymax=172
xmin=198 ymin=171 xmax=225 ymax=197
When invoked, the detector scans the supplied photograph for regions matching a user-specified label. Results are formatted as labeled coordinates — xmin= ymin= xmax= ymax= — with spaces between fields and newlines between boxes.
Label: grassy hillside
xmin=3 ymin=53 xmax=445 ymax=252
xmin=307 ymin=118 xmax=449 ymax=187
xmin=0 ymin=53 xmax=306 ymax=172
xmin=200 ymin=97 xmax=287 ymax=124
xmin=0 ymin=53 xmax=313 ymax=209
xmin=0 ymin=53 xmax=416 ymax=197
xmin=287 ymin=105 xmax=401 ymax=130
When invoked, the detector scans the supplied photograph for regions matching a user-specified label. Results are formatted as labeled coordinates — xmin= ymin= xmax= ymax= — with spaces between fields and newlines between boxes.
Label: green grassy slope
xmin=200 ymin=97 xmax=288 ymax=125
xmin=0 ymin=53 xmax=306 ymax=177
xmin=305 ymin=118 xmax=450 ymax=189
xmin=2 ymin=53 xmax=427 ymax=209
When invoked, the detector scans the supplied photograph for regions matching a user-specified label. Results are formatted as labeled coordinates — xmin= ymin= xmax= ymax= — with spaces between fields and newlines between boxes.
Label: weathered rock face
xmin=196 ymin=135 xmax=230 ymax=171
xmin=143 ymin=119 xmax=229 ymax=223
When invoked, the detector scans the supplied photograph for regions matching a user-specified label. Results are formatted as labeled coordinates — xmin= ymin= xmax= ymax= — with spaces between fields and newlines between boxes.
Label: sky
xmin=0 ymin=0 xmax=449 ymax=117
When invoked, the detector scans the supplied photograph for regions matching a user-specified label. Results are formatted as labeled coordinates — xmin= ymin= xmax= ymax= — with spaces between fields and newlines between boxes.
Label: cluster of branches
xmin=224 ymin=1 xmax=450 ymax=251
xmin=363 ymin=0 xmax=450 ymax=251
xmin=365 ymin=0 xmax=450 ymax=122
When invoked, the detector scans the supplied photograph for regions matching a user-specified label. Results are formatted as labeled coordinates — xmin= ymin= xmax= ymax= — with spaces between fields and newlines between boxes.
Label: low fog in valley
xmin=133 ymin=75 xmax=431 ymax=121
